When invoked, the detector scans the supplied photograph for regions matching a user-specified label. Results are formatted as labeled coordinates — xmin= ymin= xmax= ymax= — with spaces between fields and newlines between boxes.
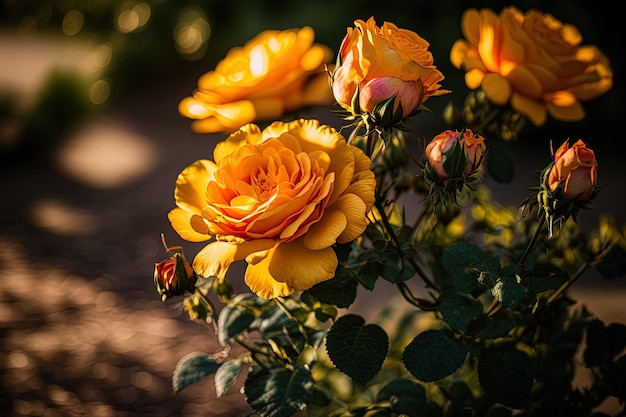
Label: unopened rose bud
xmin=424 ymin=129 xmax=486 ymax=180
xmin=154 ymin=252 xmax=197 ymax=302
xmin=546 ymin=139 xmax=597 ymax=202
xmin=360 ymin=77 xmax=423 ymax=125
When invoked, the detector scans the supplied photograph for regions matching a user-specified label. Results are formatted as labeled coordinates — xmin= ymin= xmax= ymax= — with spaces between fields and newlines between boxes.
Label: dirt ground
xmin=1 ymin=61 xmax=625 ymax=417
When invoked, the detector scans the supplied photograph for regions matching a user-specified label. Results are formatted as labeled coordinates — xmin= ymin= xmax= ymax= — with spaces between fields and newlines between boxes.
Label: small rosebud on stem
xmin=153 ymin=234 xmax=197 ymax=302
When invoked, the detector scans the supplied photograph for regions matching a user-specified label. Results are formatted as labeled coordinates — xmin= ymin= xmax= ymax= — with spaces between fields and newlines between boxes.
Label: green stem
xmin=546 ymin=259 xmax=592 ymax=304
xmin=519 ymin=215 xmax=546 ymax=266
xmin=374 ymin=199 xmax=439 ymax=292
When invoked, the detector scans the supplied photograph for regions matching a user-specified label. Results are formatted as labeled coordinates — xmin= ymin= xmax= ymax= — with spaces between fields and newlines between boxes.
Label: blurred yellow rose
xmin=450 ymin=7 xmax=613 ymax=126
xmin=179 ymin=27 xmax=335 ymax=134
xmin=168 ymin=119 xmax=376 ymax=299
xmin=331 ymin=17 xmax=449 ymax=126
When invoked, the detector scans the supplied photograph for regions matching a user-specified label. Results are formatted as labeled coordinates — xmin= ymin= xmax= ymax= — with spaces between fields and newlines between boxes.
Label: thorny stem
xmin=519 ymin=215 xmax=546 ymax=266
xmin=374 ymin=199 xmax=439 ymax=293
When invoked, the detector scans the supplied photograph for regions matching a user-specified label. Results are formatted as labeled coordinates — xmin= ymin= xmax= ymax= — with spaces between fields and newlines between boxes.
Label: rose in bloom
xmin=331 ymin=17 xmax=450 ymax=125
xmin=425 ymin=129 xmax=486 ymax=179
xmin=450 ymin=7 xmax=613 ymax=126
xmin=179 ymin=27 xmax=334 ymax=134
xmin=168 ymin=119 xmax=376 ymax=299
xmin=546 ymin=139 xmax=597 ymax=202
xmin=154 ymin=252 xmax=196 ymax=301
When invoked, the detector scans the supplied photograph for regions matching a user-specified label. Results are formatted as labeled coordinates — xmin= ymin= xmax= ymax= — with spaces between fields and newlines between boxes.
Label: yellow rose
xmin=331 ymin=17 xmax=449 ymax=125
xmin=547 ymin=139 xmax=597 ymax=202
xmin=168 ymin=119 xmax=376 ymax=299
xmin=179 ymin=27 xmax=334 ymax=134
xmin=450 ymin=7 xmax=613 ymax=126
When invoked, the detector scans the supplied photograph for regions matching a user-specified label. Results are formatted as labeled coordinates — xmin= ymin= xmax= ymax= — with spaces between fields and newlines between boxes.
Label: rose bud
xmin=359 ymin=77 xmax=424 ymax=126
xmin=154 ymin=252 xmax=197 ymax=302
xmin=546 ymin=139 xmax=597 ymax=202
xmin=424 ymin=129 xmax=486 ymax=180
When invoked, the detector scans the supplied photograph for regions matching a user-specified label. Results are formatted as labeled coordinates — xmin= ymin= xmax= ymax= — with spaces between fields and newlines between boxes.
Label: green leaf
xmin=439 ymin=294 xmax=483 ymax=331
xmin=491 ymin=275 xmax=525 ymax=309
xmin=594 ymin=243 xmax=626 ymax=279
xmin=522 ymin=273 xmax=567 ymax=293
xmin=584 ymin=319 xmax=626 ymax=366
xmin=244 ymin=364 xmax=313 ymax=417
xmin=478 ymin=348 xmax=533 ymax=409
xmin=218 ymin=293 xmax=267 ymax=346
xmin=215 ymin=360 xmax=242 ymax=398
xmin=376 ymin=378 xmax=426 ymax=417
xmin=403 ymin=329 xmax=467 ymax=382
xmin=326 ymin=314 xmax=389 ymax=385
xmin=442 ymin=243 xmax=500 ymax=293
xmin=172 ymin=352 xmax=221 ymax=394
xmin=306 ymin=265 xmax=358 ymax=308
xmin=467 ymin=310 xmax=518 ymax=339
xmin=486 ymin=139 xmax=515 ymax=184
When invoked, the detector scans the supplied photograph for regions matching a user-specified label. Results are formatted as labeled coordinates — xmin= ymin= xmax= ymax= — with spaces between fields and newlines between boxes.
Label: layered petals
xmin=331 ymin=16 xmax=449 ymax=126
xmin=168 ymin=119 xmax=376 ymax=299
xmin=450 ymin=6 xmax=613 ymax=126
xmin=179 ymin=27 xmax=334 ymax=134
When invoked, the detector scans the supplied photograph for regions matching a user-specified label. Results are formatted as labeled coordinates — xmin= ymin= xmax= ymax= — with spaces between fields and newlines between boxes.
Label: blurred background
xmin=0 ymin=1 xmax=623 ymax=416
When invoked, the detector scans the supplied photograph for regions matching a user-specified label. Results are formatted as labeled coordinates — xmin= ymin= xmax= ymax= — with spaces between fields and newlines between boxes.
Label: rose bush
xmin=547 ymin=138 xmax=597 ymax=202
xmin=167 ymin=119 xmax=376 ymax=299
xmin=450 ymin=6 xmax=613 ymax=127
xmin=331 ymin=17 xmax=449 ymax=126
xmin=179 ymin=26 xmax=334 ymax=134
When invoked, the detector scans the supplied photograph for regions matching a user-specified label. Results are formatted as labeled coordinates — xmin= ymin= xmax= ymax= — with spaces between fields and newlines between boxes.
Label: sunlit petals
xmin=168 ymin=208 xmax=211 ymax=242
xmin=451 ymin=6 xmax=612 ymax=126
xmin=193 ymin=239 xmax=276 ymax=280
xmin=303 ymin=210 xmax=347 ymax=250
xmin=174 ymin=159 xmax=215 ymax=213
xmin=510 ymin=93 xmax=546 ymax=126
xmin=268 ymin=240 xmax=337 ymax=290
xmin=332 ymin=193 xmax=368 ymax=243
xmin=244 ymin=255 xmax=295 ymax=299
xmin=179 ymin=27 xmax=334 ymax=133
xmin=481 ymin=73 xmax=511 ymax=105
xmin=546 ymin=98 xmax=585 ymax=122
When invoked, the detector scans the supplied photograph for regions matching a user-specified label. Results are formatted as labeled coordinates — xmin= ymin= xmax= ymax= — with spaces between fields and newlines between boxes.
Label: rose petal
xmin=193 ymin=239 xmax=276 ymax=280
xmin=168 ymin=208 xmax=211 ymax=242
xmin=303 ymin=210 xmax=347 ymax=250
xmin=244 ymin=254 xmax=295 ymax=299
xmin=268 ymin=239 xmax=337 ymax=290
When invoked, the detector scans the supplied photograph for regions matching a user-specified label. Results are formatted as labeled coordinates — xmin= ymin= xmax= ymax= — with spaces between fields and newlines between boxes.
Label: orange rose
xmin=331 ymin=17 xmax=449 ymax=125
xmin=168 ymin=119 xmax=376 ymax=299
xmin=179 ymin=27 xmax=334 ymax=134
xmin=450 ymin=7 xmax=613 ymax=126
xmin=425 ymin=129 xmax=486 ymax=179
xmin=546 ymin=139 xmax=597 ymax=202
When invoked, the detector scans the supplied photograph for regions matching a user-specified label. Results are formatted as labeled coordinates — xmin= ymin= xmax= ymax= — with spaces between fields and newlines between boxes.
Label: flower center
xmin=251 ymin=167 xmax=277 ymax=202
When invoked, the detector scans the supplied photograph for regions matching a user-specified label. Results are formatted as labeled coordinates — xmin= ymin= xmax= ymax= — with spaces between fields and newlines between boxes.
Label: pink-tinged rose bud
xmin=154 ymin=252 xmax=197 ymax=302
xmin=360 ymin=77 xmax=423 ymax=122
xmin=546 ymin=139 xmax=597 ymax=202
xmin=425 ymin=129 xmax=486 ymax=180
xmin=425 ymin=130 xmax=459 ymax=179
